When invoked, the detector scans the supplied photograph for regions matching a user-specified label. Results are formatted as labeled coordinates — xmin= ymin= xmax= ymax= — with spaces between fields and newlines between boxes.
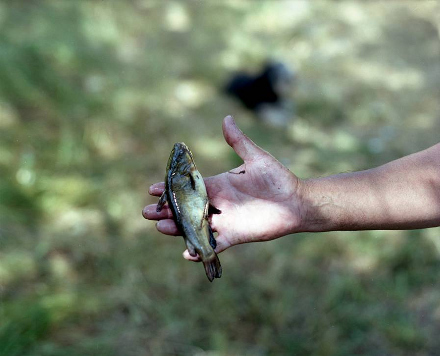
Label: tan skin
xmin=143 ymin=115 xmax=440 ymax=262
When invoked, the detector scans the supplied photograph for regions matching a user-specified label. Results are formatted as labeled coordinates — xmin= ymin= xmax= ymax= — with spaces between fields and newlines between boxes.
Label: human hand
xmin=143 ymin=115 xmax=304 ymax=261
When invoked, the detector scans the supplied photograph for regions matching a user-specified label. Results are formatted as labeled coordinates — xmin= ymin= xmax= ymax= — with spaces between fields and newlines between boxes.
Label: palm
xmin=205 ymin=155 xmax=300 ymax=252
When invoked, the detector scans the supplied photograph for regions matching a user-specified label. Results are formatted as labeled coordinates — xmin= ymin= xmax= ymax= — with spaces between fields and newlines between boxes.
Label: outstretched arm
xmin=301 ymin=143 xmax=440 ymax=232
xmin=143 ymin=115 xmax=440 ymax=260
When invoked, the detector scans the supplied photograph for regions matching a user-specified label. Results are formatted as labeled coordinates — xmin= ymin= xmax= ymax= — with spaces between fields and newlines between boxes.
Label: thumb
xmin=222 ymin=115 xmax=263 ymax=162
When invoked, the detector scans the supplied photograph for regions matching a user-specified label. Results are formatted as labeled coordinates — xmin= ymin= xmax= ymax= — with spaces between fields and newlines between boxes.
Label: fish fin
xmin=208 ymin=225 xmax=216 ymax=249
xmin=208 ymin=204 xmax=222 ymax=215
xmin=156 ymin=191 xmax=167 ymax=212
xmin=189 ymin=173 xmax=196 ymax=190
xmin=203 ymin=253 xmax=222 ymax=282
xmin=204 ymin=201 xmax=217 ymax=249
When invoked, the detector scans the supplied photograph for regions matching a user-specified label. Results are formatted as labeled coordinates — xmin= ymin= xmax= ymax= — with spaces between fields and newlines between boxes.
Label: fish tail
xmin=202 ymin=252 xmax=222 ymax=282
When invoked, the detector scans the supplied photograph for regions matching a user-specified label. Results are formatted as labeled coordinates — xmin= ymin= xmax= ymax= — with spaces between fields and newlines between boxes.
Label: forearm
xmin=298 ymin=143 xmax=440 ymax=232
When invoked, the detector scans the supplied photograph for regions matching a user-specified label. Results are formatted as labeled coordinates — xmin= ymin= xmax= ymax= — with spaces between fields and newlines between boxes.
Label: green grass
xmin=1 ymin=1 xmax=440 ymax=355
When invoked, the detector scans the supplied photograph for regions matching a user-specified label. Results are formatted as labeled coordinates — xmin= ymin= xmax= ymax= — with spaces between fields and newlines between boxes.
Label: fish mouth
xmin=173 ymin=142 xmax=195 ymax=162
xmin=174 ymin=142 xmax=190 ymax=153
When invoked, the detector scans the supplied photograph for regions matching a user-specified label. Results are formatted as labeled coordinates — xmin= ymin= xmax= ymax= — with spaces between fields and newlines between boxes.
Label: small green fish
xmin=157 ymin=142 xmax=222 ymax=282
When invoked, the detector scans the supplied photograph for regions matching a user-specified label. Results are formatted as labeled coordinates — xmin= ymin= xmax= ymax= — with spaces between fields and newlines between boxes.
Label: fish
xmin=156 ymin=142 xmax=222 ymax=282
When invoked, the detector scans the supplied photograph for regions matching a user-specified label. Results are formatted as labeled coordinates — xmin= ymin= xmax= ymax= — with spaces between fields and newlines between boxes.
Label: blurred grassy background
xmin=1 ymin=1 xmax=440 ymax=355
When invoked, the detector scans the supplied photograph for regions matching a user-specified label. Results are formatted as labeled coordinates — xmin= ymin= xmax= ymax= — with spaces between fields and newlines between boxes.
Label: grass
xmin=1 ymin=1 xmax=440 ymax=355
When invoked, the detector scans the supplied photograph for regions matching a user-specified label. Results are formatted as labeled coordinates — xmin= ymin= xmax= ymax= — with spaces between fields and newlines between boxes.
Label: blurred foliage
xmin=0 ymin=1 xmax=440 ymax=355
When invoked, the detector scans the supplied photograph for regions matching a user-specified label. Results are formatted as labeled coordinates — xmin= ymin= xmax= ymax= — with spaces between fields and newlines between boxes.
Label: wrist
xmin=296 ymin=171 xmax=377 ymax=233
xmin=293 ymin=177 xmax=316 ymax=233
xmin=295 ymin=177 xmax=335 ymax=233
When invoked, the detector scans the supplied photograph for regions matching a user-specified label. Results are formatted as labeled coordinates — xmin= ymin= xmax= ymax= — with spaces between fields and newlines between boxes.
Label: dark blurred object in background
xmin=225 ymin=61 xmax=296 ymax=127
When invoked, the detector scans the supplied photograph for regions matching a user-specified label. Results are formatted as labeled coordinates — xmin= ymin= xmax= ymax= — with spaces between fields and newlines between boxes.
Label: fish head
xmin=167 ymin=142 xmax=196 ymax=176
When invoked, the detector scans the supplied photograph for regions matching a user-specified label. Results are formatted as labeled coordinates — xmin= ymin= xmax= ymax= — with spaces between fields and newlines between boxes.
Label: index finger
xmin=149 ymin=182 xmax=165 ymax=196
